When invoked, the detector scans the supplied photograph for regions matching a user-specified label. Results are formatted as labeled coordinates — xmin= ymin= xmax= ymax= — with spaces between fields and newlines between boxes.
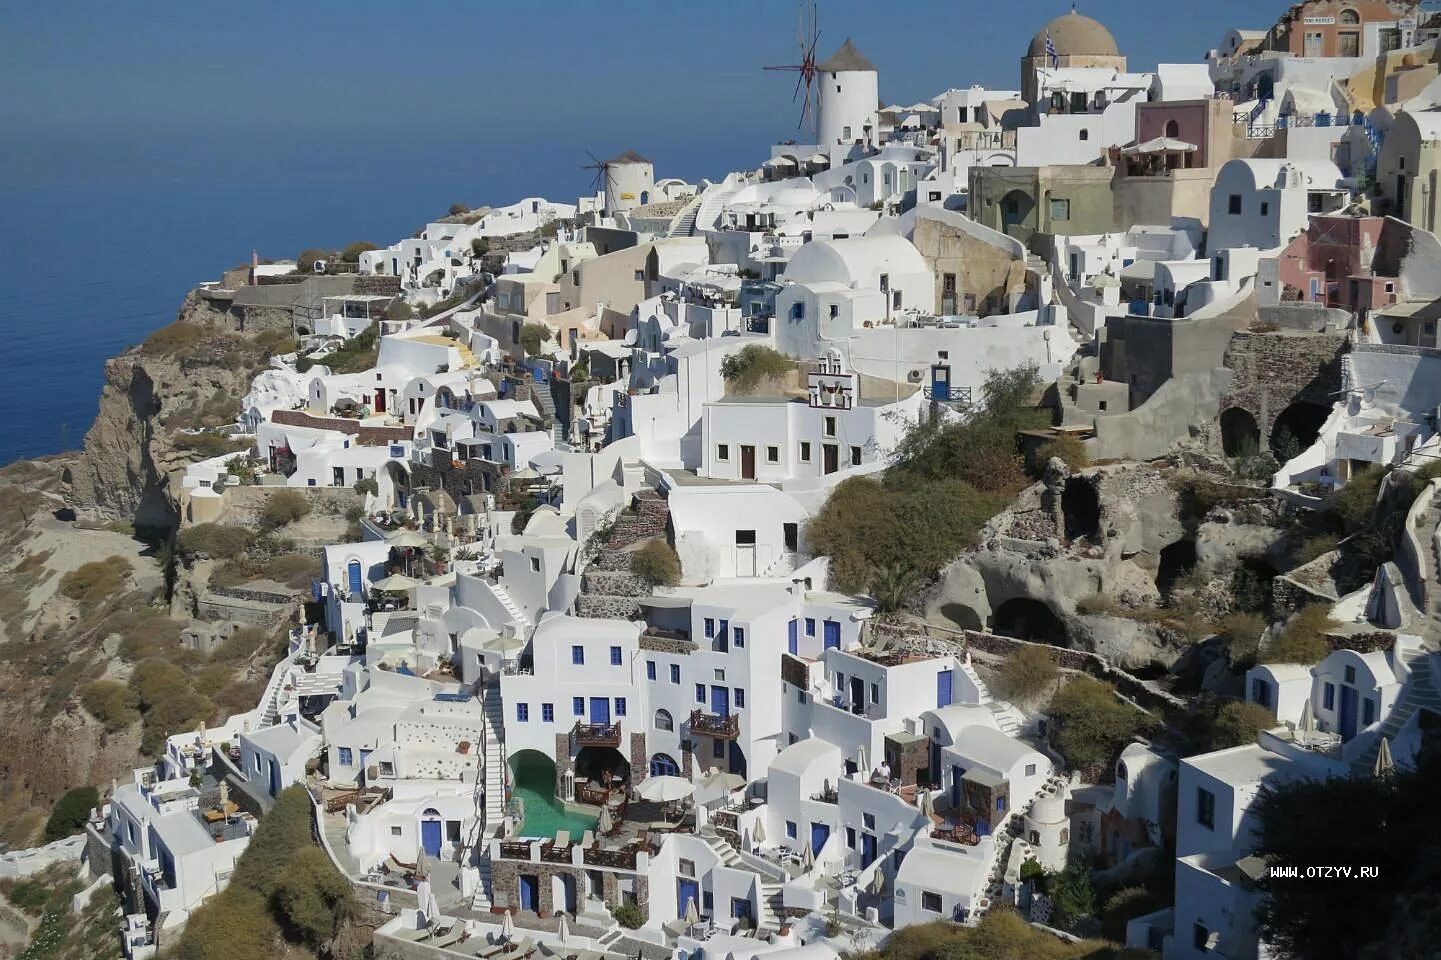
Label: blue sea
xmin=0 ymin=134 xmax=753 ymax=462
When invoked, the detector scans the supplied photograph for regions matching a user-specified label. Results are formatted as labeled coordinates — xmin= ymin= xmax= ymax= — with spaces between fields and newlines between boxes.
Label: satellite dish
xmin=622 ymin=329 xmax=638 ymax=346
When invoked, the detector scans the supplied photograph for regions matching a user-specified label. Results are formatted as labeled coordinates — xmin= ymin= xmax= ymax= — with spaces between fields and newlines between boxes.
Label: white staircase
xmin=481 ymin=684 xmax=508 ymax=824
xmin=1351 ymin=648 xmax=1439 ymax=775
xmin=759 ymin=881 xmax=785 ymax=929
xmin=667 ymin=195 xmax=703 ymax=238
xmin=487 ymin=581 xmax=533 ymax=633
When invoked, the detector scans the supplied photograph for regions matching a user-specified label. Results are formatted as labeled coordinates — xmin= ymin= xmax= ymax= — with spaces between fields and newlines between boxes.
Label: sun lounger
xmin=553 ymin=830 xmax=570 ymax=847
xmin=392 ymin=926 xmax=431 ymax=942
xmin=432 ymin=926 xmax=467 ymax=949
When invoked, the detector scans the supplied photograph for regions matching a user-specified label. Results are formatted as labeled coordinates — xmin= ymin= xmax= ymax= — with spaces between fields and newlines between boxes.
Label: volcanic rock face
xmin=65 ymin=292 xmax=257 ymax=528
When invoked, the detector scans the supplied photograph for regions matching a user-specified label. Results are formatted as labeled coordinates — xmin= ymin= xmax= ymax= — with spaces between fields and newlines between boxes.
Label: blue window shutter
xmin=573 ymin=697 xmax=584 ymax=716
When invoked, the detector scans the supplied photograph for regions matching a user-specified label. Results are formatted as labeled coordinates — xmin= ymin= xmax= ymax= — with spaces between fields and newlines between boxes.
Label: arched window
xmin=421 ymin=807 xmax=441 ymax=818
xmin=1165 ymin=119 xmax=1180 ymax=139
xmin=649 ymin=753 xmax=680 ymax=777
xmin=1339 ymin=8 xmax=1360 ymax=24
xmin=1028 ymin=830 xmax=1040 ymax=844
xmin=1116 ymin=760 xmax=1128 ymax=780
xmin=654 ymin=709 xmax=674 ymax=732
xmin=1060 ymin=828 xmax=1069 ymax=843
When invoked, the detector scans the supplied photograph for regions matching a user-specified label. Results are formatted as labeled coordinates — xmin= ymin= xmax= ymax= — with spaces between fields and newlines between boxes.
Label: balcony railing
xmin=498 ymin=840 xmax=535 ymax=860
xmin=573 ymin=720 xmax=622 ymax=747
xmin=688 ymin=710 xmax=740 ymax=740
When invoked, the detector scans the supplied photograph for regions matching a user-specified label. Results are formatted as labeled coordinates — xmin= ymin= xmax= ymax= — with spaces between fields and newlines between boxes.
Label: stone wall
xmin=269 ymin=409 xmax=411 ymax=445
xmin=628 ymin=731 xmax=648 ymax=784
xmin=1220 ymin=329 xmax=1348 ymax=443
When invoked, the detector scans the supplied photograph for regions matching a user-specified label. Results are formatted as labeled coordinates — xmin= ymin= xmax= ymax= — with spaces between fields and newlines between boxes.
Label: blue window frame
xmin=573 ymin=697 xmax=585 ymax=716
xmin=610 ymin=645 xmax=623 ymax=666
xmin=571 ymin=645 xmax=585 ymax=665
xmin=735 ymin=688 xmax=746 ymax=708
xmin=696 ymin=684 xmax=706 ymax=703
xmin=517 ymin=703 xmax=530 ymax=722
xmin=615 ymin=697 xmax=627 ymax=717
xmin=670 ymin=664 xmax=681 ymax=684
xmin=786 ymin=821 xmax=797 ymax=839
xmin=996 ymin=796 xmax=1006 ymax=813
xmin=863 ymin=812 xmax=875 ymax=830
xmin=647 ymin=660 xmax=657 ymax=681
xmin=1323 ymin=683 xmax=1335 ymax=710
xmin=734 ymin=627 xmax=745 ymax=647
xmin=805 ymin=617 xmax=816 ymax=636
xmin=338 ymin=747 xmax=353 ymax=766
xmin=542 ymin=703 xmax=554 ymax=723
xmin=704 ymin=618 xmax=715 ymax=638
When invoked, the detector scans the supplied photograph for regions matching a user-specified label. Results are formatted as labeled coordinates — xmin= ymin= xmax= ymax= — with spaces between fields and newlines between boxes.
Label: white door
xmin=736 ymin=545 xmax=757 ymax=577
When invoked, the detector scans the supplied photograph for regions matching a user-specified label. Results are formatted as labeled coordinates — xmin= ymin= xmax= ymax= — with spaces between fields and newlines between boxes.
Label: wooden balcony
xmin=572 ymin=720 xmax=622 ymax=748
xmin=688 ymin=710 xmax=740 ymax=740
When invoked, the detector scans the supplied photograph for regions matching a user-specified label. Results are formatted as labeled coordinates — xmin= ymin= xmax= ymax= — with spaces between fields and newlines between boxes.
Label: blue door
xmin=711 ymin=686 xmax=730 ymax=717
xmin=823 ymin=620 xmax=840 ymax=650
xmin=731 ymin=897 xmax=753 ymax=922
xmin=810 ymin=822 xmax=830 ymax=855
xmin=347 ymin=560 xmax=362 ymax=595
xmin=861 ymin=833 xmax=877 ymax=868
xmin=937 ymin=670 xmax=954 ymax=708
xmin=1339 ymin=685 xmax=1359 ymax=740
xmin=519 ymin=874 xmax=538 ymax=911
xmin=677 ymin=879 xmax=699 ymax=919
xmin=268 ymin=760 xmax=281 ymax=797
xmin=421 ymin=819 xmax=443 ymax=857
xmin=589 ymin=697 xmax=611 ymax=725
xmin=788 ymin=619 xmax=798 ymax=655
xmin=728 ymin=741 xmax=747 ymax=777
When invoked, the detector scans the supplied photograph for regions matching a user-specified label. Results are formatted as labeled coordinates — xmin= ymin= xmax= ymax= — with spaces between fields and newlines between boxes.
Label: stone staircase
xmin=530 ymin=381 xmax=565 ymax=444
xmin=699 ymin=832 xmax=784 ymax=933
xmin=575 ymin=490 xmax=671 ymax=620
xmin=667 ymin=194 xmax=703 ymax=238
xmin=1351 ymin=647 xmax=1439 ymax=776
xmin=468 ymin=682 xmax=508 ymax=912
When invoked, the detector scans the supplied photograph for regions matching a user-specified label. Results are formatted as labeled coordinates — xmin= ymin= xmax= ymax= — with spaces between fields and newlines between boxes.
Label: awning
xmin=804 ymin=153 xmax=830 ymax=165
xmin=763 ymin=156 xmax=797 ymax=167
xmin=1122 ymin=136 xmax=1198 ymax=155
xmin=638 ymin=595 xmax=693 ymax=609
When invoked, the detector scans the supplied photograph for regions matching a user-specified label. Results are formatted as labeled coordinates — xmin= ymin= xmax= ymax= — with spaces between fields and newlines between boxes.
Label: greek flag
xmin=1045 ymin=32 xmax=1058 ymax=67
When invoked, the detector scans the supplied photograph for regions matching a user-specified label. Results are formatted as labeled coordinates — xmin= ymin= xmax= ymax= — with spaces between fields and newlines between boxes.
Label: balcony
xmin=689 ymin=710 xmax=740 ymax=740
xmin=498 ymin=840 xmax=535 ymax=860
xmin=573 ymin=720 xmax=622 ymax=748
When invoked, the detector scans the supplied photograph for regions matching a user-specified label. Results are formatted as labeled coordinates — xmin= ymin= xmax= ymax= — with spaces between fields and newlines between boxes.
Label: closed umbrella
xmin=1374 ymin=736 xmax=1395 ymax=779
xmin=597 ymin=805 xmax=614 ymax=834
xmin=856 ymin=746 xmax=867 ymax=777
xmin=684 ymin=896 xmax=700 ymax=926
xmin=753 ymin=819 xmax=766 ymax=845
xmin=636 ymin=776 xmax=694 ymax=803
xmin=1298 ymin=698 xmax=1316 ymax=735
xmin=501 ymin=909 xmax=515 ymax=940
xmin=415 ymin=844 xmax=430 ymax=880
xmin=801 ymin=839 xmax=815 ymax=872
xmin=557 ymin=914 xmax=570 ymax=943
xmin=869 ymin=867 xmax=887 ymax=897
xmin=415 ymin=878 xmax=433 ymax=925
xmin=919 ymin=789 xmax=933 ymax=820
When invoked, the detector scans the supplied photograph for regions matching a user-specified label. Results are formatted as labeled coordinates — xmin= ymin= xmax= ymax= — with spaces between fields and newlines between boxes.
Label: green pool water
xmin=512 ymin=755 xmax=599 ymax=839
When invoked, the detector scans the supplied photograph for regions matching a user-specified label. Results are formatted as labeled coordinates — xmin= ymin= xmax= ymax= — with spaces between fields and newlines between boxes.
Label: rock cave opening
xmin=1156 ymin=539 xmax=1199 ymax=597
xmin=940 ymin=603 xmax=983 ymax=632
xmin=1062 ymin=477 xmax=1102 ymax=542
xmin=992 ymin=597 xmax=1068 ymax=645
xmin=1219 ymin=407 xmax=1261 ymax=457
xmin=1270 ymin=401 xmax=1330 ymax=461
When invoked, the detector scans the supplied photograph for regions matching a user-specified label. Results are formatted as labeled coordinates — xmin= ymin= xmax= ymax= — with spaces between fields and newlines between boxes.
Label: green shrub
xmin=44 ymin=786 xmax=99 ymax=842
xmin=173 ymin=432 xmax=251 ymax=459
xmin=383 ymin=299 xmax=413 ymax=323
xmin=1217 ymin=610 xmax=1267 ymax=665
xmin=176 ymin=523 xmax=253 ymax=559
xmin=1329 ymin=465 xmax=1383 ymax=533
xmin=518 ymin=321 xmax=553 ymax=357
xmin=1208 ymin=700 xmax=1277 ymax=750
xmin=141 ymin=320 xmax=208 ymax=356
xmin=58 ymin=557 xmax=132 ymax=612
xmin=340 ymin=241 xmax=377 ymax=263
xmin=719 ymin=344 xmax=794 ymax=394
xmin=630 ymin=539 xmax=681 ymax=586
xmin=470 ymin=238 xmax=490 ymax=258
xmin=1047 ymin=676 xmax=1153 ymax=777
xmin=1049 ymin=857 xmax=1097 ymax=927
xmin=80 ymin=680 xmax=140 ymax=732
xmin=449 ymin=203 xmax=471 ymax=216
xmin=259 ymin=490 xmax=311 ymax=531
xmin=264 ymin=553 xmax=319 ymax=589
xmin=611 ymin=901 xmax=644 ymax=929
xmin=212 ymin=627 xmax=271 ymax=664
xmin=296 ymin=248 xmax=329 ymax=274
xmin=1075 ymin=592 xmax=1123 ymax=616
xmin=352 ymin=476 xmax=378 ymax=496
xmin=1294 ymin=532 xmax=1340 ymax=566
xmin=272 ymin=846 xmax=354 ymax=946
xmin=1035 ymin=435 xmax=1089 ymax=472
xmin=1102 ymin=885 xmax=1160 ymax=942
xmin=174 ymin=887 xmax=280 ymax=960
xmin=1262 ymin=604 xmax=1334 ymax=664
xmin=995 ymin=645 xmax=1059 ymax=702
xmin=296 ymin=322 xmax=378 ymax=374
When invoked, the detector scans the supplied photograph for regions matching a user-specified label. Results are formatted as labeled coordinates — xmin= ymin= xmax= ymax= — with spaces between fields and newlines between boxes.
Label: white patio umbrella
xmin=500 ymin=909 xmax=515 ymax=940
xmin=855 ymin=746 xmax=867 ymax=777
xmin=752 ymin=819 xmax=766 ymax=845
xmin=636 ymin=775 xmax=694 ymax=803
xmin=371 ymin=573 xmax=421 ymax=592
xmin=415 ymin=844 xmax=430 ymax=880
xmin=869 ymin=867 xmax=887 ymax=897
xmin=387 ymin=529 xmax=429 ymax=548
xmin=415 ymin=878 xmax=433 ymax=926
xmin=557 ymin=913 xmax=570 ymax=943
xmin=597 ymin=805 xmax=614 ymax=834
xmin=1297 ymin=699 xmax=1316 ymax=739
xmin=683 ymin=896 xmax=700 ymax=926
xmin=1374 ymin=736 xmax=1395 ymax=779
xmin=918 ymin=789 xmax=934 ymax=820
xmin=801 ymin=840 xmax=816 ymax=872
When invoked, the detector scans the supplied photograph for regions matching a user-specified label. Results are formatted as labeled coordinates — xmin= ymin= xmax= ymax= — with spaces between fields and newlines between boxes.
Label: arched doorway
xmin=1062 ymin=477 xmax=1101 ymax=542
xmin=940 ymin=603 xmax=982 ymax=631
xmin=649 ymin=753 xmax=680 ymax=777
xmin=575 ymin=746 xmax=629 ymax=786
xmin=381 ymin=460 xmax=411 ymax=508
xmin=419 ymin=807 xmax=444 ymax=857
xmin=1220 ymin=407 xmax=1261 ymax=457
xmin=999 ymin=189 xmax=1035 ymax=239
xmin=993 ymin=597 xmax=1068 ymax=645
xmin=1270 ymin=402 xmax=1330 ymax=460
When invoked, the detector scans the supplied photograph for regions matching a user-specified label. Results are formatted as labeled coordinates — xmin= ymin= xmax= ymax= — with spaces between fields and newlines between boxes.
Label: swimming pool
xmin=511 ymin=754 xmax=599 ymax=838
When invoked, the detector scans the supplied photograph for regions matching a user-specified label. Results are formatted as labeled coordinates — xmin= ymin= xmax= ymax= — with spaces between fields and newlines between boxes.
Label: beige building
xmin=910 ymin=207 xmax=1030 ymax=316
xmin=1377 ymin=109 xmax=1441 ymax=233
xmin=1021 ymin=11 xmax=1127 ymax=105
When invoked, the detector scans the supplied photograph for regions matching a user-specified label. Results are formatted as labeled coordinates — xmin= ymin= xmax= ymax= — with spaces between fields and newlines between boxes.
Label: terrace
xmin=688 ymin=710 xmax=740 ymax=740
xmin=571 ymin=720 xmax=622 ymax=748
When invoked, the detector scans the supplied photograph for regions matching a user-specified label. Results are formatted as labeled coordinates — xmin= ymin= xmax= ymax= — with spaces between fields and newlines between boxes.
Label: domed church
xmin=1021 ymin=9 xmax=1128 ymax=103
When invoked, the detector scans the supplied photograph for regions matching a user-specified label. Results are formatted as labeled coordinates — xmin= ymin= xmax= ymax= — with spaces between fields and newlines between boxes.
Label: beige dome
xmin=1027 ymin=10 xmax=1120 ymax=59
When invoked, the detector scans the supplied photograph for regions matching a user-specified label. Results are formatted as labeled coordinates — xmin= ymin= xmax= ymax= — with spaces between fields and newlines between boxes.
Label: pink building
xmin=1273 ymin=215 xmax=1400 ymax=312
